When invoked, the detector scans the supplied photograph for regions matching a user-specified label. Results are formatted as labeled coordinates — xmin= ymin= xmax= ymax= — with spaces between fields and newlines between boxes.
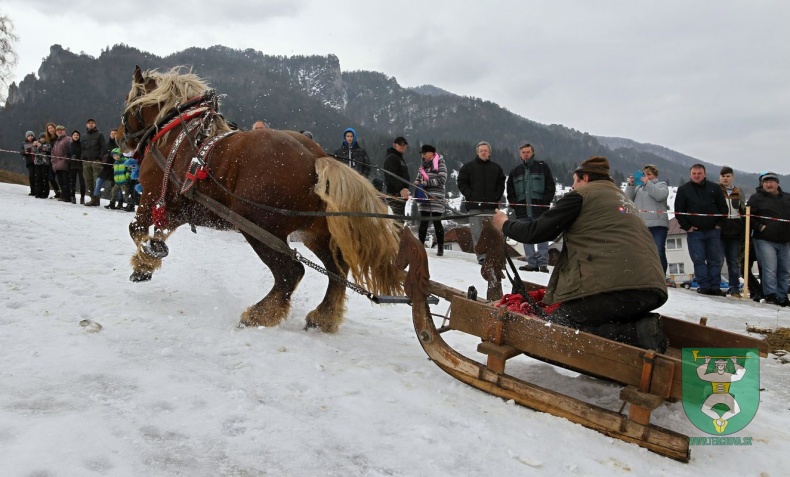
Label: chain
xmin=294 ymin=251 xmax=376 ymax=301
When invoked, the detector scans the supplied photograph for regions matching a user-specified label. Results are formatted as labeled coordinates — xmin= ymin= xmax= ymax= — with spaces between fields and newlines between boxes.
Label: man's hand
xmin=705 ymin=356 xmax=711 ymax=364
xmin=492 ymin=209 xmax=508 ymax=232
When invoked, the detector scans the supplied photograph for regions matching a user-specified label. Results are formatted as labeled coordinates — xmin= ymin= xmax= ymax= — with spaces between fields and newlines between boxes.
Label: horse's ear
xmin=133 ymin=65 xmax=144 ymax=84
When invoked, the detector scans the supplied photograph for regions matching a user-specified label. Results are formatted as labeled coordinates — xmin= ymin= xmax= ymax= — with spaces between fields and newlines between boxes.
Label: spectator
xmin=457 ymin=141 xmax=506 ymax=264
xmin=251 ymin=120 xmax=267 ymax=130
xmin=383 ymin=136 xmax=411 ymax=223
xmin=747 ymin=172 xmax=790 ymax=306
xmin=123 ymin=153 xmax=140 ymax=212
xmin=492 ymin=156 xmax=668 ymax=351
xmin=333 ymin=128 xmax=371 ymax=179
xmin=92 ymin=128 xmax=119 ymax=208
xmin=625 ymin=164 xmax=670 ymax=273
xmin=718 ymin=166 xmax=746 ymax=297
xmin=50 ymin=125 xmax=72 ymax=202
xmin=82 ymin=119 xmax=107 ymax=206
xmin=68 ymin=130 xmax=86 ymax=204
xmin=20 ymin=130 xmax=37 ymax=196
xmin=105 ymin=149 xmax=132 ymax=210
xmin=506 ymin=143 xmax=556 ymax=272
xmin=32 ymin=133 xmax=52 ymax=199
xmin=674 ymin=164 xmax=728 ymax=296
xmin=414 ymin=145 xmax=447 ymax=256
xmin=44 ymin=122 xmax=62 ymax=199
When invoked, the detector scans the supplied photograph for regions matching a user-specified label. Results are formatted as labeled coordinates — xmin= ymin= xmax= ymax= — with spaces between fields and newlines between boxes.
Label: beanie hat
xmin=759 ymin=172 xmax=779 ymax=184
xmin=25 ymin=130 xmax=35 ymax=138
xmin=111 ymin=148 xmax=122 ymax=156
xmin=574 ymin=156 xmax=611 ymax=176
xmin=420 ymin=144 xmax=437 ymax=154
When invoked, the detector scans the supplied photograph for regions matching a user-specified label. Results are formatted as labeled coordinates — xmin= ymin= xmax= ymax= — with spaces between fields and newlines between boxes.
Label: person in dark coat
xmin=383 ymin=136 xmax=411 ymax=223
xmin=81 ymin=119 xmax=107 ymax=206
xmin=333 ymin=128 xmax=371 ymax=179
xmin=457 ymin=141 xmax=506 ymax=263
xmin=673 ymin=164 xmax=728 ymax=296
xmin=718 ymin=166 xmax=747 ymax=297
xmin=68 ymin=130 xmax=86 ymax=204
xmin=506 ymin=143 xmax=556 ymax=272
xmin=32 ymin=133 xmax=52 ymax=199
xmin=21 ymin=131 xmax=37 ymax=196
xmin=90 ymin=128 xmax=118 ymax=207
xmin=747 ymin=172 xmax=790 ymax=306
xmin=414 ymin=144 xmax=447 ymax=256
xmin=492 ymin=156 xmax=668 ymax=352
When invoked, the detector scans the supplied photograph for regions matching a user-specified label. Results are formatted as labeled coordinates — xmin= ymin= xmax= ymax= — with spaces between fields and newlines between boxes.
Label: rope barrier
xmin=4 ymin=146 xmax=789 ymax=223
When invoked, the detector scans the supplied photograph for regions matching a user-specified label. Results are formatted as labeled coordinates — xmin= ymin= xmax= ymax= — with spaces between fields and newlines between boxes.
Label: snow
xmin=1 ymin=182 xmax=788 ymax=476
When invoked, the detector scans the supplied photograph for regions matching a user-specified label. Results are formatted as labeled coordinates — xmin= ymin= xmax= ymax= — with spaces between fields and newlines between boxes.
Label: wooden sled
xmin=396 ymin=226 xmax=768 ymax=462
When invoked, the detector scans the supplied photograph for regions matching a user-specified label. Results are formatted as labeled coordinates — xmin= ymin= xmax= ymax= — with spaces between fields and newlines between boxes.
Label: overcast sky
xmin=3 ymin=0 xmax=789 ymax=174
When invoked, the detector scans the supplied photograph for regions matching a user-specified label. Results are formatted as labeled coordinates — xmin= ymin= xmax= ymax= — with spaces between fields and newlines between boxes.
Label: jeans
xmin=94 ymin=177 xmax=108 ymax=197
xmin=467 ymin=208 xmax=486 ymax=262
xmin=649 ymin=226 xmax=668 ymax=273
xmin=686 ymin=229 xmax=723 ymax=290
xmin=720 ymin=237 xmax=742 ymax=291
xmin=517 ymin=216 xmax=549 ymax=267
xmin=753 ymin=239 xmax=790 ymax=302
xmin=386 ymin=197 xmax=406 ymax=224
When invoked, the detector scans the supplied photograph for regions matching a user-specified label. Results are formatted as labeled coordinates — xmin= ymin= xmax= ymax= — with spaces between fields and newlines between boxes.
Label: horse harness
xmin=140 ymin=96 xmax=379 ymax=301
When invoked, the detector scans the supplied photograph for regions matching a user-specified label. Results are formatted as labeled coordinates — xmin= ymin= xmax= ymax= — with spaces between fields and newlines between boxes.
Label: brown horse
xmin=118 ymin=66 xmax=402 ymax=332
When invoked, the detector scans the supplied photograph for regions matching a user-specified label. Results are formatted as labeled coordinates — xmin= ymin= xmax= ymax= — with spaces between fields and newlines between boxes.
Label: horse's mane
xmin=126 ymin=66 xmax=231 ymax=136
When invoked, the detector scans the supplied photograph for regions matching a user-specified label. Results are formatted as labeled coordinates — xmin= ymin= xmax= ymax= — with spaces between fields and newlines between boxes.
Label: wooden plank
xmin=620 ymin=385 xmax=665 ymax=410
xmin=449 ymin=296 xmax=652 ymax=390
xmin=650 ymin=357 xmax=677 ymax=400
xmin=662 ymin=316 xmax=769 ymax=357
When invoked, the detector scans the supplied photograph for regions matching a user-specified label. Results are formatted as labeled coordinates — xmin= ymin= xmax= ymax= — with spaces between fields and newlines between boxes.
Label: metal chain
xmin=294 ymin=251 xmax=376 ymax=300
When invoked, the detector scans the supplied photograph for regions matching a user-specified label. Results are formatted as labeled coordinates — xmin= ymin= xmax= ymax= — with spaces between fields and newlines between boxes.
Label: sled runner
xmin=396 ymin=226 xmax=768 ymax=462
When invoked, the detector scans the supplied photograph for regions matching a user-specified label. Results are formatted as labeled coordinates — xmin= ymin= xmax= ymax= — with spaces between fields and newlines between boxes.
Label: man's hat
xmin=574 ymin=156 xmax=611 ymax=176
xmin=420 ymin=144 xmax=436 ymax=154
xmin=393 ymin=136 xmax=408 ymax=145
xmin=86 ymin=118 xmax=96 ymax=123
xmin=714 ymin=359 xmax=728 ymax=365
xmin=760 ymin=172 xmax=779 ymax=184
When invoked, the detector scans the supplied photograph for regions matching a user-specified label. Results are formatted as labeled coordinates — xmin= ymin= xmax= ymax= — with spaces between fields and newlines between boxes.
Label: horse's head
xmin=118 ymin=65 xmax=228 ymax=154
xmin=118 ymin=65 xmax=161 ymax=152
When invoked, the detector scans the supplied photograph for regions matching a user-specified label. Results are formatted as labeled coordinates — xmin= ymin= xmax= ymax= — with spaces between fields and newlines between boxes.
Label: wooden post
xmin=743 ymin=206 xmax=751 ymax=299
xmin=629 ymin=351 xmax=656 ymax=425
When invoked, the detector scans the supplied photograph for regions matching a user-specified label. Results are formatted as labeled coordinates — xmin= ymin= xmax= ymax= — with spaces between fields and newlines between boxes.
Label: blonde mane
xmin=125 ymin=66 xmax=230 ymax=135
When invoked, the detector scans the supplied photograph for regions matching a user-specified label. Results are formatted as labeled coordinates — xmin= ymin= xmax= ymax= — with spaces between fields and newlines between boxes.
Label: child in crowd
xmin=105 ymin=148 xmax=132 ymax=211
xmin=33 ymin=133 xmax=52 ymax=198
xmin=124 ymin=152 xmax=140 ymax=211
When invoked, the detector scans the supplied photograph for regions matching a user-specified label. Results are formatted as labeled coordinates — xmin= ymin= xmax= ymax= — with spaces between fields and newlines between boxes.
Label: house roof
xmin=668 ymin=217 xmax=686 ymax=236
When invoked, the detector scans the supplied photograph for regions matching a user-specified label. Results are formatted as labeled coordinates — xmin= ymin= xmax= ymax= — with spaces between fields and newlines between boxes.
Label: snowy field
xmin=1 ymin=182 xmax=788 ymax=476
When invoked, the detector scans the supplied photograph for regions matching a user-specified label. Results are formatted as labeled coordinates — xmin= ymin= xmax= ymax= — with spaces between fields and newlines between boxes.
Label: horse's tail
xmin=314 ymin=157 xmax=404 ymax=297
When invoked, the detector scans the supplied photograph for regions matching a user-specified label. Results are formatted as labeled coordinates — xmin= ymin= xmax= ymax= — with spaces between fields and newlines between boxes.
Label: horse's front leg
xmin=239 ymin=233 xmax=305 ymax=328
xmin=128 ymin=203 xmax=175 ymax=282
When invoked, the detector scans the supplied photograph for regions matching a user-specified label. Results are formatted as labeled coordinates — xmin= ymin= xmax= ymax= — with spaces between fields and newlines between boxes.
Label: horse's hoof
xmin=130 ymin=270 xmax=153 ymax=282
xmin=142 ymin=240 xmax=169 ymax=259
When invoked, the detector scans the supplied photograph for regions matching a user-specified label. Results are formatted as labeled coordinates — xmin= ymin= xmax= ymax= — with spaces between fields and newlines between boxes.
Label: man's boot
xmin=105 ymin=201 xmax=117 ymax=210
xmin=124 ymin=203 xmax=135 ymax=212
xmin=634 ymin=313 xmax=668 ymax=353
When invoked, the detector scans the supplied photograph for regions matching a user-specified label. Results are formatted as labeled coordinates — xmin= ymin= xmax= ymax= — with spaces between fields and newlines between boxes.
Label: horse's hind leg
xmin=239 ymin=233 xmax=305 ymax=328
xmin=302 ymin=231 xmax=349 ymax=333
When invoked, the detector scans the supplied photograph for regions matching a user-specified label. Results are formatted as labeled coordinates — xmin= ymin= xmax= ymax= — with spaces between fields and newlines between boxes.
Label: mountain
xmin=1 ymin=44 xmax=776 ymax=196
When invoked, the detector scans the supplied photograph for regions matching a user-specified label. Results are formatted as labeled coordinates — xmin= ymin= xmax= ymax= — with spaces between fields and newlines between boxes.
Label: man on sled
xmin=492 ymin=156 xmax=668 ymax=352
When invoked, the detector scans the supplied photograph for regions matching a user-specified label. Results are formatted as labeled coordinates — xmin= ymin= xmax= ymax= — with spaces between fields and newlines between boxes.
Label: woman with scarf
xmin=413 ymin=144 xmax=447 ymax=256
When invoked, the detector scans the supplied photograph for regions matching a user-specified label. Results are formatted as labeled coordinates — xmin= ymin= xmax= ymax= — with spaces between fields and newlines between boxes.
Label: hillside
xmin=1 ymin=44 xmax=780 ymax=194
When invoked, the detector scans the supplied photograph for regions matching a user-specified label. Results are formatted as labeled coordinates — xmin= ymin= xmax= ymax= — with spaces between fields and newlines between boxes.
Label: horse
xmin=118 ymin=66 xmax=403 ymax=333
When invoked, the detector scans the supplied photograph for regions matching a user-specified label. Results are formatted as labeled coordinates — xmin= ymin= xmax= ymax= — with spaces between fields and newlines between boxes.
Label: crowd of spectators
xmin=20 ymin=119 xmax=140 ymax=212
